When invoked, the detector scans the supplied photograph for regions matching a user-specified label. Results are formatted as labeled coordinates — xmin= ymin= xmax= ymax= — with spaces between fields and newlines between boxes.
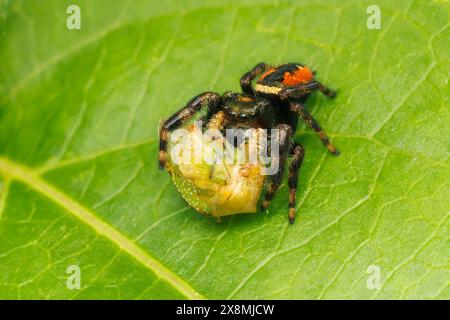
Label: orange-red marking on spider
xmin=282 ymin=66 xmax=313 ymax=86
xmin=239 ymin=96 xmax=254 ymax=102
xmin=259 ymin=67 xmax=276 ymax=81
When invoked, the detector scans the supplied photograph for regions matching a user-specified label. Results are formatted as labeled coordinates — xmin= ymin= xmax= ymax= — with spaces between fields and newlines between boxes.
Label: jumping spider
xmin=159 ymin=62 xmax=338 ymax=224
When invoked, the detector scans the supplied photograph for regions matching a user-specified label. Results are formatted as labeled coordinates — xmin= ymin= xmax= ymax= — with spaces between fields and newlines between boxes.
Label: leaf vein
xmin=0 ymin=157 xmax=205 ymax=300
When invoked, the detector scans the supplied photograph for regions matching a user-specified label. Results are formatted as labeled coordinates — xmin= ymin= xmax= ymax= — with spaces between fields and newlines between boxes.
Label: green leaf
xmin=0 ymin=0 xmax=449 ymax=299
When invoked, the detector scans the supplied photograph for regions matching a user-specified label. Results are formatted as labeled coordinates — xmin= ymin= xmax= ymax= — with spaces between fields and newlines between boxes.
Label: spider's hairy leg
xmin=159 ymin=92 xmax=221 ymax=170
xmin=289 ymin=100 xmax=339 ymax=155
xmin=261 ymin=124 xmax=292 ymax=210
xmin=240 ymin=62 xmax=269 ymax=95
xmin=204 ymin=110 xmax=228 ymax=142
xmin=279 ymin=82 xmax=321 ymax=99
xmin=288 ymin=143 xmax=305 ymax=224
xmin=279 ymin=81 xmax=337 ymax=99
xmin=316 ymin=81 xmax=337 ymax=98
xmin=206 ymin=110 xmax=228 ymax=131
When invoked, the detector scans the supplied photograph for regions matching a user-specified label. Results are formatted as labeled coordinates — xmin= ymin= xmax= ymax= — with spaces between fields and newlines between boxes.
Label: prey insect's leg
xmin=261 ymin=124 xmax=292 ymax=210
xmin=279 ymin=81 xmax=337 ymax=99
xmin=240 ymin=62 xmax=268 ymax=95
xmin=159 ymin=92 xmax=220 ymax=169
xmin=289 ymin=100 xmax=339 ymax=155
xmin=288 ymin=143 xmax=305 ymax=224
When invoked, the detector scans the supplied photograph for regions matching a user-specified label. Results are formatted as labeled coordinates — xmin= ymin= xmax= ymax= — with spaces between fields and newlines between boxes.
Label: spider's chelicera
xmin=159 ymin=62 xmax=338 ymax=224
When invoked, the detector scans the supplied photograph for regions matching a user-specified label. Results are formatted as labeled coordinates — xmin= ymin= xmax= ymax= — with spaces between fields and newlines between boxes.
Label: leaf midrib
xmin=0 ymin=157 xmax=205 ymax=300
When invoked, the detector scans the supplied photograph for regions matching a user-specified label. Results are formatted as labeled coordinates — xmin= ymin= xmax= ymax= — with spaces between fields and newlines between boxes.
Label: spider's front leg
xmin=279 ymin=81 xmax=337 ymax=99
xmin=159 ymin=92 xmax=220 ymax=169
xmin=261 ymin=124 xmax=291 ymax=211
xmin=240 ymin=62 xmax=269 ymax=95
xmin=289 ymin=100 xmax=339 ymax=155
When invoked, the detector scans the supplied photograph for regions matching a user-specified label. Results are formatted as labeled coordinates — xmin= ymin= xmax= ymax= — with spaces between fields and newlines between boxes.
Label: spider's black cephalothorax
xmin=159 ymin=62 xmax=338 ymax=224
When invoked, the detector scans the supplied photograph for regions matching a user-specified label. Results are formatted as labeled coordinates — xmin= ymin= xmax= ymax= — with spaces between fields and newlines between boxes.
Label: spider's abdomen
xmin=254 ymin=63 xmax=314 ymax=98
xmin=257 ymin=63 xmax=313 ymax=86
xmin=282 ymin=66 xmax=313 ymax=86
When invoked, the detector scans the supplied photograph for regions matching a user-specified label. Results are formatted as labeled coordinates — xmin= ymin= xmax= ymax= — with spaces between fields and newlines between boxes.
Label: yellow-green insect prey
xmin=166 ymin=124 xmax=265 ymax=217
